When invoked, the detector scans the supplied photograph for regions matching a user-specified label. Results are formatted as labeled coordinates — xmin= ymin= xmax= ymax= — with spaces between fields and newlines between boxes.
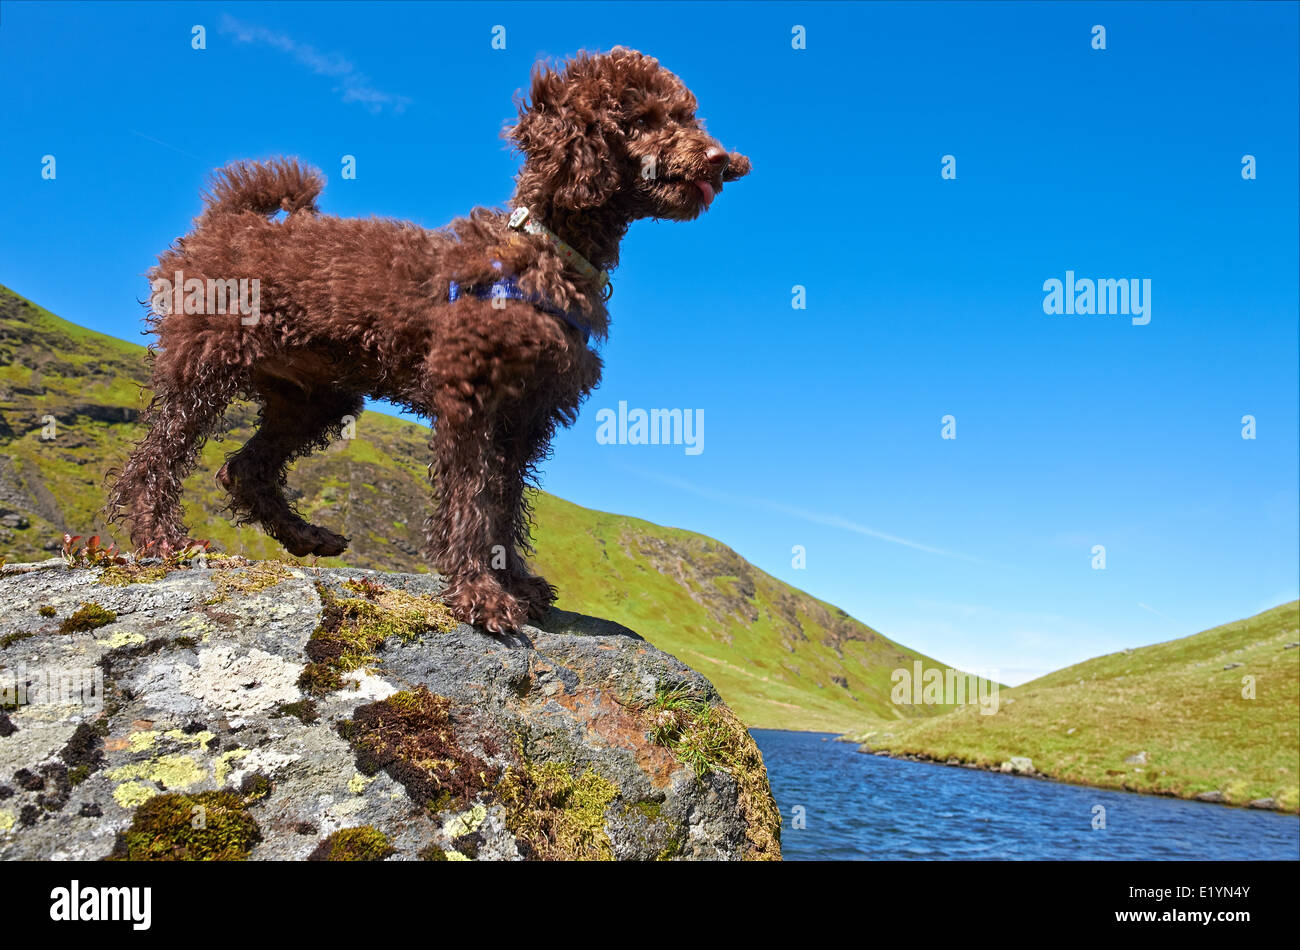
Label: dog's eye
xmin=633 ymin=110 xmax=666 ymax=130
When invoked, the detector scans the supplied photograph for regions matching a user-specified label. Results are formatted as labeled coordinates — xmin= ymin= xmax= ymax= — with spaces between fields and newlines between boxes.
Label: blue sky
xmin=2 ymin=1 xmax=1296 ymax=683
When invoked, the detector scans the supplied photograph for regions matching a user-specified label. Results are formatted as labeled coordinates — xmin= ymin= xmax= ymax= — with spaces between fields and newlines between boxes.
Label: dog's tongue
xmin=695 ymin=180 xmax=715 ymax=207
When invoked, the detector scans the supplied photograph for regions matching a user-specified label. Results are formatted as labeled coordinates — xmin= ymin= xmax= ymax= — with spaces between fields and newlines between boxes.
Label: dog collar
xmin=508 ymin=207 xmax=610 ymax=295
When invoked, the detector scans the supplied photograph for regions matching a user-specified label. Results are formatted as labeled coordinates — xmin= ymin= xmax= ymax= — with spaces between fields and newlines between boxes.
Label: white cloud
xmin=620 ymin=465 xmax=984 ymax=563
xmin=219 ymin=15 xmax=412 ymax=115
xmin=1137 ymin=602 xmax=1178 ymax=623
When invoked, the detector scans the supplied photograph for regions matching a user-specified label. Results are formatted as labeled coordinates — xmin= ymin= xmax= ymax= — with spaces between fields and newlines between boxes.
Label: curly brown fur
xmin=106 ymin=47 xmax=749 ymax=633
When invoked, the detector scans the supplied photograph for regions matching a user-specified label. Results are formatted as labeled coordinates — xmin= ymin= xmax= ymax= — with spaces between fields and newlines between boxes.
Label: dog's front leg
xmin=488 ymin=403 xmax=561 ymax=621
xmin=422 ymin=370 xmax=530 ymax=634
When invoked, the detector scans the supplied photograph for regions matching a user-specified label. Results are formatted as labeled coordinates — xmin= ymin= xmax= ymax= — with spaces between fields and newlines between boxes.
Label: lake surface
xmin=751 ymin=729 xmax=1300 ymax=861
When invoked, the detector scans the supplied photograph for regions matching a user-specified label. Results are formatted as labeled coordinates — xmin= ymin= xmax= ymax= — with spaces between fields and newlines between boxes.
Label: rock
xmin=1066 ymin=727 xmax=1076 ymax=735
xmin=1248 ymin=798 xmax=1278 ymax=810
xmin=1007 ymin=756 xmax=1035 ymax=775
xmin=1195 ymin=790 xmax=1226 ymax=803
xmin=0 ymin=559 xmax=781 ymax=861
xmin=1283 ymin=642 xmax=1298 ymax=650
xmin=1125 ymin=751 xmax=1148 ymax=765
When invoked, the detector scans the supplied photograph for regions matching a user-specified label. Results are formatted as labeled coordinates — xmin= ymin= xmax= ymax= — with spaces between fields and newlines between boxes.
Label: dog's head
xmin=507 ymin=47 xmax=750 ymax=222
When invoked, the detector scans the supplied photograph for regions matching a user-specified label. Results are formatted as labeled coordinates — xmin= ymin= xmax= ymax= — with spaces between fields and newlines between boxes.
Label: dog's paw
xmin=155 ymin=535 xmax=198 ymax=558
xmin=309 ymin=530 xmax=350 ymax=558
xmin=508 ymin=574 xmax=557 ymax=621
xmin=444 ymin=577 xmax=529 ymax=634
xmin=278 ymin=524 xmax=349 ymax=558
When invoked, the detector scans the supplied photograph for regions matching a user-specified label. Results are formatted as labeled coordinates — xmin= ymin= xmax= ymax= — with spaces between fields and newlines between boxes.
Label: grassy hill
xmin=845 ymin=602 xmax=1300 ymax=810
xmin=0 ymin=283 xmax=973 ymax=732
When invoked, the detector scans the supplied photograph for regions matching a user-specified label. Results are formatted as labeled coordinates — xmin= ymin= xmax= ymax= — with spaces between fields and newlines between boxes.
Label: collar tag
xmin=507 ymin=206 xmax=609 ymax=292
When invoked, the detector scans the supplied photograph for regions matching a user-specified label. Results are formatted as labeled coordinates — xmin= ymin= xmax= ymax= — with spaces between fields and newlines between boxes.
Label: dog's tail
xmin=200 ymin=158 xmax=325 ymax=219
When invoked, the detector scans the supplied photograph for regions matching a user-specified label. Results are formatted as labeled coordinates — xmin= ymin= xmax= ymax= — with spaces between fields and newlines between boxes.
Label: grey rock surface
xmin=0 ymin=559 xmax=780 ymax=861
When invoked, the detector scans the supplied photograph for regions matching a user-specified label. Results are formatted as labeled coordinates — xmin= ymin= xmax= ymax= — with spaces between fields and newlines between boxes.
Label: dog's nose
xmin=721 ymin=151 xmax=750 ymax=182
xmin=705 ymin=146 xmax=729 ymax=170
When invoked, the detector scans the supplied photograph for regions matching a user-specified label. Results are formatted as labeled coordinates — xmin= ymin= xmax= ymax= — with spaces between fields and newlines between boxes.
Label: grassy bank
xmin=844 ymin=602 xmax=1300 ymax=811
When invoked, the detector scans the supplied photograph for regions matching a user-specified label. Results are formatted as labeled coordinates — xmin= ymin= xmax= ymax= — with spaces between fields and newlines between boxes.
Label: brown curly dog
xmin=107 ymin=47 xmax=750 ymax=633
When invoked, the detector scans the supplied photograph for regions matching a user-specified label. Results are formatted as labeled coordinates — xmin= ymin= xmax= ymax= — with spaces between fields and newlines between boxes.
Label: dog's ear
xmin=506 ymin=58 xmax=619 ymax=211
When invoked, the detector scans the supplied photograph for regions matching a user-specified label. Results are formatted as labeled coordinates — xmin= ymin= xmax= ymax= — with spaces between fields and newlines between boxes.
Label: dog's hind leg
xmin=107 ymin=377 xmax=242 ymax=554
xmin=216 ymin=382 xmax=362 ymax=558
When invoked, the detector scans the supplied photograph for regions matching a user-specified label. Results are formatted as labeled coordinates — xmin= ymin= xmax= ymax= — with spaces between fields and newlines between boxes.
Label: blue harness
xmin=448 ymin=275 xmax=593 ymax=345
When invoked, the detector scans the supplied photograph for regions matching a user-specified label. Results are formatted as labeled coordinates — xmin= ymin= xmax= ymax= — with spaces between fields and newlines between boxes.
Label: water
xmin=752 ymin=729 xmax=1300 ymax=860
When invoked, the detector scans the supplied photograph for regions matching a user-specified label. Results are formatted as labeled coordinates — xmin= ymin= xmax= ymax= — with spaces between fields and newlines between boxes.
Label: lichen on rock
xmin=0 ymin=560 xmax=781 ymax=860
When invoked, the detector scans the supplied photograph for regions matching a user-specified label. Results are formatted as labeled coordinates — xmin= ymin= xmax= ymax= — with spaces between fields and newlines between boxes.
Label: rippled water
xmin=752 ymin=729 xmax=1300 ymax=860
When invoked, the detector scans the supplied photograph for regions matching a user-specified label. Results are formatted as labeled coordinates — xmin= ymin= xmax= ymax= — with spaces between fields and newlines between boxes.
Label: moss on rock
xmin=59 ymin=722 xmax=105 ymax=787
xmin=107 ymin=790 xmax=262 ymax=861
xmin=58 ymin=602 xmax=116 ymax=634
xmin=203 ymin=561 xmax=292 ymax=604
xmin=97 ymin=564 xmax=168 ymax=587
xmin=272 ymin=699 xmax=320 ymax=724
xmin=498 ymin=758 xmax=619 ymax=861
xmin=298 ymin=582 xmax=457 ymax=695
xmin=645 ymin=686 xmax=782 ymax=860
xmin=340 ymin=686 xmax=499 ymax=812
xmin=297 ymin=663 xmax=344 ymax=696
xmin=308 ymin=826 xmax=395 ymax=861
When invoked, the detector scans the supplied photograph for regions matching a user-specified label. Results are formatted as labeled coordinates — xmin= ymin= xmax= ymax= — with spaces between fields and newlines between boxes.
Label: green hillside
xmin=0 ymin=283 xmax=970 ymax=732
xmin=845 ymin=602 xmax=1300 ymax=810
